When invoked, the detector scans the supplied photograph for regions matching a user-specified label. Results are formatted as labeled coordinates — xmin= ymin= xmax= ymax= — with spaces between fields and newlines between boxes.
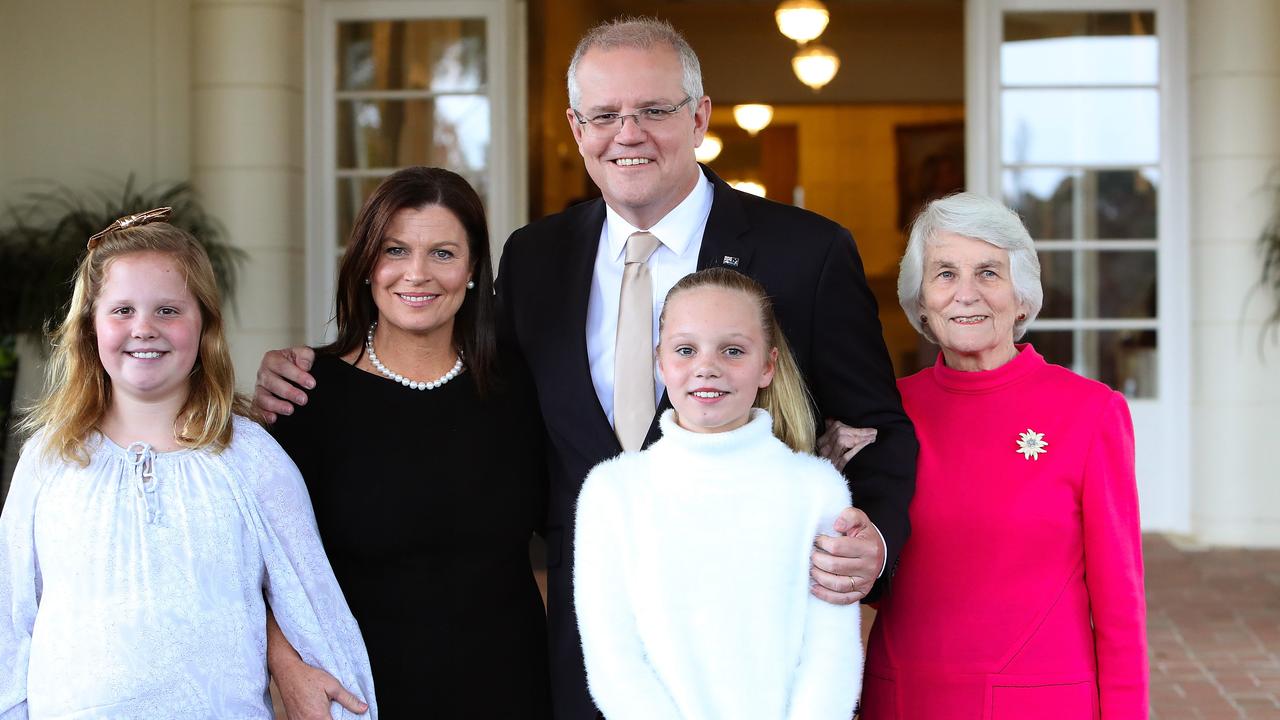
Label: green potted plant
xmin=0 ymin=176 xmax=245 ymax=474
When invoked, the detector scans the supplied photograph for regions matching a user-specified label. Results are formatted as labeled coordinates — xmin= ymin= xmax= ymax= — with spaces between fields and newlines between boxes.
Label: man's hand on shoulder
xmin=254 ymin=346 xmax=317 ymax=424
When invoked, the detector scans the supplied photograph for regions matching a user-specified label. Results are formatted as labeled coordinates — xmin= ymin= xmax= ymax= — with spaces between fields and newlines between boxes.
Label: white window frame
xmin=304 ymin=0 xmax=528 ymax=344
xmin=966 ymin=0 xmax=1191 ymax=533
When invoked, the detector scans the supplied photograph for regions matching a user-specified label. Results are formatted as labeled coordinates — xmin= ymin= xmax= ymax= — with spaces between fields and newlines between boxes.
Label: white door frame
xmin=965 ymin=0 xmax=1191 ymax=532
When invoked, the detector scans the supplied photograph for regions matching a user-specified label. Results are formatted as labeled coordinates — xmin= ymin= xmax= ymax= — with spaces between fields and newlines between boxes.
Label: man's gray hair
xmin=897 ymin=192 xmax=1044 ymax=343
xmin=566 ymin=17 xmax=703 ymax=115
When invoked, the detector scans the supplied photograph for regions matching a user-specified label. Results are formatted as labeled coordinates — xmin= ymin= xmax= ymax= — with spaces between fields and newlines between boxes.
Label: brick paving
xmin=1146 ymin=534 xmax=1280 ymax=719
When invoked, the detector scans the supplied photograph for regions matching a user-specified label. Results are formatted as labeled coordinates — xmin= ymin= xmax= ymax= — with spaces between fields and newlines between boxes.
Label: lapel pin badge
xmin=722 ymin=255 xmax=740 ymax=267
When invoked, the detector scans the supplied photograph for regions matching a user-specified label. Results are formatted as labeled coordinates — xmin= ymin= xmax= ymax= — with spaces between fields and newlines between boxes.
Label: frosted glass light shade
xmin=732 ymin=104 xmax=774 ymax=136
xmin=792 ymin=44 xmax=840 ymax=91
xmin=695 ymin=132 xmax=723 ymax=163
xmin=775 ymin=0 xmax=830 ymax=44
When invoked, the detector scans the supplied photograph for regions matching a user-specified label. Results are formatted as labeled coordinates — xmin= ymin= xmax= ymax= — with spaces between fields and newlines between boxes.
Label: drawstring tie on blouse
xmin=126 ymin=441 xmax=161 ymax=524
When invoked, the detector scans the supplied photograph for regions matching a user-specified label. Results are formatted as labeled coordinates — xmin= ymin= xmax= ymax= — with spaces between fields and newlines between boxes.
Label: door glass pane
xmin=1087 ymin=251 xmax=1157 ymax=318
xmin=336 ymin=177 xmax=386 ymax=247
xmin=1002 ymin=12 xmax=1157 ymax=86
xmin=337 ymin=97 xmax=491 ymax=172
xmin=1096 ymin=329 xmax=1158 ymax=398
xmin=1006 ymin=168 xmax=1075 ymax=239
xmin=1092 ymin=169 xmax=1158 ymax=239
xmin=1020 ymin=329 xmax=1157 ymax=399
xmin=1007 ymin=168 xmax=1158 ymax=240
xmin=1002 ymin=89 xmax=1159 ymax=165
xmin=1022 ymin=329 xmax=1073 ymax=368
xmin=1037 ymin=250 xmax=1073 ymax=318
xmin=338 ymin=19 xmax=486 ymax=91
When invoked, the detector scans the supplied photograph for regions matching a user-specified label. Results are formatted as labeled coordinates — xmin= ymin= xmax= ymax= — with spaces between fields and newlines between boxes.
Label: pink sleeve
xmin=1081 ymin=391 xmax=1148 ymax=718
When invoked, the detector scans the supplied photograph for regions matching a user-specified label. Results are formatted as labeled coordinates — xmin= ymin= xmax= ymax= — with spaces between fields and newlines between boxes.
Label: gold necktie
xmin=614 ymin=231 xmax=662 ymax=452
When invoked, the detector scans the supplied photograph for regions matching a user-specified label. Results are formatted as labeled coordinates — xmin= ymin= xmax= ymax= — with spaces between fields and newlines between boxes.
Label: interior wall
xmin=709 ymin=103 xmax=965 ymax=374
xmin=0 ymin=0 xmax=192 ymax=491
xmin=528 ymin=0 xmax=598 ymax=218
xmin=616 ymin=0 xmax=965 ymax=104
xmin=0 ymin=0 xmax=191 ymax=198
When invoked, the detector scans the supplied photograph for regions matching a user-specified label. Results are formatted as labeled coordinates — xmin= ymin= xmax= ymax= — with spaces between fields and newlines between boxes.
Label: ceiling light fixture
xmin=775 ymin=0 xmax=830 ymax=44
xmin=732 ymin=104 xmax=774 ymax=136
xmin=695 ymin=132 xmax=724 ymax=163
xmin=792 ymin=43 xmax=840 ymax=91
xmin=730 ymin=180 xmax=767 ymax=197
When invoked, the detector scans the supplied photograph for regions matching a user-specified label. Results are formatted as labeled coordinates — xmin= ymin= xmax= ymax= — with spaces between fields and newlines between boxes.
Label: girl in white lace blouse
xmin=574 ymin=268 xmax=862 ymax=720
xmin=0 ymin=213 xmax=376 ymax=719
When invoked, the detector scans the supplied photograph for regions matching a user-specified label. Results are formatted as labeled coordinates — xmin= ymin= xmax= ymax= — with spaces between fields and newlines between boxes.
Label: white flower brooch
xmin=1016 ymin=428 xmax=1049 ymax=461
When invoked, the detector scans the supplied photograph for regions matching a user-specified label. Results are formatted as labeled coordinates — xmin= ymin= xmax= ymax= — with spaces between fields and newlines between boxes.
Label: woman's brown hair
xmin=319 ymin=166 xmax=498 ymax=394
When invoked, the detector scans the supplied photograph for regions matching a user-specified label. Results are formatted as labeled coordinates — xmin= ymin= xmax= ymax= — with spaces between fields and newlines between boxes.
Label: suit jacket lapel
xmin=563 ymin=200 xmax=625 ymax=455
xmin=697 ymin=166 xmax=755 ymax=273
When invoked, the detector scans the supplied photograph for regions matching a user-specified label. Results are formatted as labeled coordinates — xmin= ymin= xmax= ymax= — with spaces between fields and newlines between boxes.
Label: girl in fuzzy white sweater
xmin=573 ymin=268 xmax=862 ymax=720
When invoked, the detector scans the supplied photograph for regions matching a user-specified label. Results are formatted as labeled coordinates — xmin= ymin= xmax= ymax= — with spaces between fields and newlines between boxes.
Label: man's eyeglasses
xmin=572 ymin=96 xmax=694 ymax=135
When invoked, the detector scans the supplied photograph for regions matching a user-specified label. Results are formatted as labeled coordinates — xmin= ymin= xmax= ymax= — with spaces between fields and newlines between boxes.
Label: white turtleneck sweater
xmin=573 ymin=409 xmax=862 ymax=720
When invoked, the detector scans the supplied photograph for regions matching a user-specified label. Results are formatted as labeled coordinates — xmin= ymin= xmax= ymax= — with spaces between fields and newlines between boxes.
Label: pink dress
xmin=861 ymin=345 xmax=1147 ymax=719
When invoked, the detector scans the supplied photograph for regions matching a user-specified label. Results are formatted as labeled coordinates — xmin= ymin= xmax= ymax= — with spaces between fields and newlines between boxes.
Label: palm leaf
xmin=0 ymin=175 xmax=245 ymax=338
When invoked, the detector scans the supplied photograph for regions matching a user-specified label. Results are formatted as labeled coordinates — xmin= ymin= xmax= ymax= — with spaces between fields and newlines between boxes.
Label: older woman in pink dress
xmin=826 ymin=193 xmax=1147 ymax=719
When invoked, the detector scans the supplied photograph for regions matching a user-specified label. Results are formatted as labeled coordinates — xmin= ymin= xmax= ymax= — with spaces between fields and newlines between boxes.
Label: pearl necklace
xmin=365 ymin=322 xmax=464 ymax=391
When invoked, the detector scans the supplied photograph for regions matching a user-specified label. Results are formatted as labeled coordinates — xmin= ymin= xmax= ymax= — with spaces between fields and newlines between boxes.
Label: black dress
xmin=271 ymin=353 xmax=551 ymax=718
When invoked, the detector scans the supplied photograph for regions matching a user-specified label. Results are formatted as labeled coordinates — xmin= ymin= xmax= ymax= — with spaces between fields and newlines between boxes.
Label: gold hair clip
xmin=87 ymin=206 xmax=173 ymax=249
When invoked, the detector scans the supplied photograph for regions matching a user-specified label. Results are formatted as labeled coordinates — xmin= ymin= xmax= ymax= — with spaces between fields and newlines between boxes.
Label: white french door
xmin=966 ymin=0 xmax=1190 ymax=531
xmin=305 ymin=0 xmax=527 ymax=344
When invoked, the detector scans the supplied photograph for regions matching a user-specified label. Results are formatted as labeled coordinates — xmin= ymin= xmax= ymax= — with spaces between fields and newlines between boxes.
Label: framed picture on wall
xmin=895 ymin=121 xmax=966 ymax=230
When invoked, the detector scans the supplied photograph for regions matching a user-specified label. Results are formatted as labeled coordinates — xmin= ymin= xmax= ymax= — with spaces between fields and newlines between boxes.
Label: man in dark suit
xmin=497 ymin=17 xmax=916 ymax=719
xmin=254 ymin=17 xmax=915 ymax=720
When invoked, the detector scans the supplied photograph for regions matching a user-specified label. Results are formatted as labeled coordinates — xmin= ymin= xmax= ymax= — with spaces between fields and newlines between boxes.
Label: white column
xmin=1188 ymin=0 xmax=1280 ymax=546
xmin=192 ymin=0 xmax=305 ymax=387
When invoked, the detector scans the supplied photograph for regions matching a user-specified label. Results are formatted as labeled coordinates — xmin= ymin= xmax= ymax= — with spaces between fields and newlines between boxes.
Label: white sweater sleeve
xmin=785 ymin=474 xmax=862 ymax=720
xmin=0 ymin=441 xmax=46 ymax=720
xmin=574 ymin=463 xmax=684 ymax=720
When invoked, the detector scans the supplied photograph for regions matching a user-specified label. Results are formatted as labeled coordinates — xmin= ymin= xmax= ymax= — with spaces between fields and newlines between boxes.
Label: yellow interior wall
xmin=710 ymin=103 xmax=965 ymax=374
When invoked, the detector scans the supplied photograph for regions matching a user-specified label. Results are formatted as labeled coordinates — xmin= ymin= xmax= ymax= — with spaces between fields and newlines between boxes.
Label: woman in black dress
xmin=266 ymin=167 xmax=550 ymax=718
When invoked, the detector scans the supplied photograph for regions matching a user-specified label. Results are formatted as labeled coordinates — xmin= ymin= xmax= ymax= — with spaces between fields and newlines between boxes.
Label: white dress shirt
xmin=586 ymin=174 xmax=713 ymax=425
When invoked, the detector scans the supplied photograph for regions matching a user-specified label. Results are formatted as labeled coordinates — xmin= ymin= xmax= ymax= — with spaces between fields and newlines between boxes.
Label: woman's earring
xmin=1018 ymin=313 xmax=1027 ymax=321
xmin=920 ymin=315 xmax=928 ymax=325
xmin=364 ymin=278 xmax=370 ymax=285
xmin=466 ymin=279 xmax=475 ymax=290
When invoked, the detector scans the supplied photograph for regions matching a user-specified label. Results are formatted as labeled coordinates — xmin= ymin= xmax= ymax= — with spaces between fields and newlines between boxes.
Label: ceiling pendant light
xmin=775 ymin=0 xmax=830 ymax=44
xmin=695 ymin=131 xmax=724 ymax=163
xmin=792 ymin=43 xmax=840 ymax=91
xmin=732 ymin=104 xmax=774 ymax=137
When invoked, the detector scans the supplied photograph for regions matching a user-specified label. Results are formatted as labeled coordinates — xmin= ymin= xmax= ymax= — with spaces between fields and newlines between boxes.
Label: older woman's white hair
xmin=897 ymin=192 xmax=1043 ymax=343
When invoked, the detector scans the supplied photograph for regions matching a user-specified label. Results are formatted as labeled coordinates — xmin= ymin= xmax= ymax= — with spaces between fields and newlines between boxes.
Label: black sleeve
xmin=809 ymin=226 xmax=919 ymax=602
xmin=267 ymin=358 xmax=327 ymax=497
xmin=495 ymin=233 xmax=550 ymax=539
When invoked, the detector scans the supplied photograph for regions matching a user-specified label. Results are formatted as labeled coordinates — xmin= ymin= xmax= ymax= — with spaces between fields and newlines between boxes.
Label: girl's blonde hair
xmin=659 ymin=267 xmax=815 ymax=453
xmin=19 ymin=222 xmax=253 ymax=464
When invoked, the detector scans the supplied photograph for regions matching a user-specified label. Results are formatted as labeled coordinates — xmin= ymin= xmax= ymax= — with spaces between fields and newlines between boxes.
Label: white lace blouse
xmin=0 ymin=416 xmax=376 ymax=719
